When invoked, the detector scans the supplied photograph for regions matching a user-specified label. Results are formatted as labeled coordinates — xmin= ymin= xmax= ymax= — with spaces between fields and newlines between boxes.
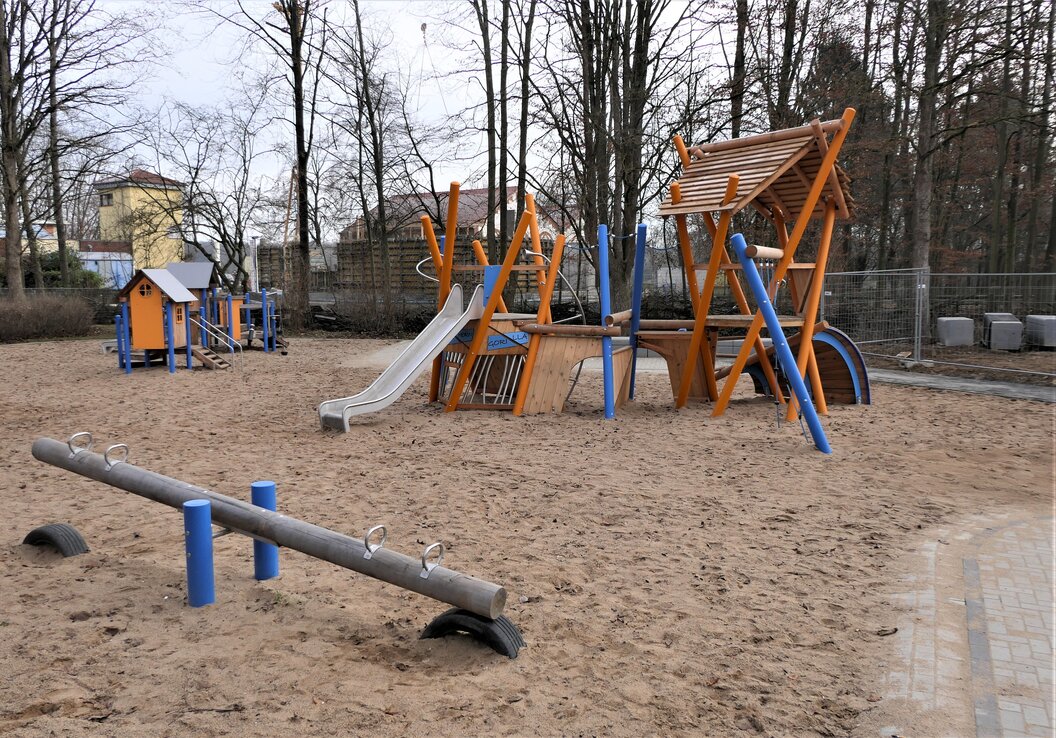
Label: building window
xmin=99 ymin=193 xmax=113 ymax=207
xmin=138 ymin=283 xmax=153 ymax=298
xmin=166 ymin=226 xmax=181 ymax=240
xmin=175 ymin=306 xmax=184 ymax=323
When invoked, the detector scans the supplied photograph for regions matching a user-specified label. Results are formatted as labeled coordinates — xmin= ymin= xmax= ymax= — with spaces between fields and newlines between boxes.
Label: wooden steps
xmin=192 ymin=347 xmax=231 ymax=370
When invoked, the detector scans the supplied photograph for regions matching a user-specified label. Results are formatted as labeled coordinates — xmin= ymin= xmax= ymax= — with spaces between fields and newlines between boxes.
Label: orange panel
xmin=129 ymin=280 xmax=165 ymax=350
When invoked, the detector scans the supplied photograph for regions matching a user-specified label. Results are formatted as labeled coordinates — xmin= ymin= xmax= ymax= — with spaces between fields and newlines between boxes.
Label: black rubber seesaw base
xmin=421 ymin=607 xmax=526 ymax=659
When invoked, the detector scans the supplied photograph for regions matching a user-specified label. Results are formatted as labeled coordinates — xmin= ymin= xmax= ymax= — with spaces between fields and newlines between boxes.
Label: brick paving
xmin=880 ymin=515 xmax=1054 ymax=737
xmin=971 ymin=518 xmax=1054 ymax=737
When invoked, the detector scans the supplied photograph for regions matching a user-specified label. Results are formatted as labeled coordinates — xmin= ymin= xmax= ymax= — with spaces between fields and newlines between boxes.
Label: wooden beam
xmin=697 ymin=118 xmax=844 ymax=154
xmin=811 ymin=118 xmax=851 ymax=219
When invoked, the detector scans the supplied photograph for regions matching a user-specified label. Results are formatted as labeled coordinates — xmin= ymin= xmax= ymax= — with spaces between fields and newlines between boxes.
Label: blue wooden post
xmin=250 ymin=481 xmax=279 ymax=580
xmin=629 ymin=223 xmax=647 ymax=399
xmin=120 ymin=302 xmax=132 ymax=374
xmin=183 ymin=500 xmax=215 ymax=607
xmin=184 ymin=306 xmax=193 ymax=369
xmin=597 ymin=224 xmax=616 ymax=419
xmin=270 ymin=302 xmax=278 ymax=352
xmin=164 ymin=301 xmax=176 ymax=374
xmin=732 ymin=233 xmax=831 ymax=454
xmin=261 ymin=289 xmax=270 ymax=353
xmin=114 ymin=315 xmax=125 ymax=370
xmin=120 ymin=299 xmax=133 ymax=371
xmin=210 ymin=287 xmax=219 ymax=324
xmin=225 ymin=294 xmax=234 ymax=340
xmin=199 ymin=289 xmax=207 ymax=347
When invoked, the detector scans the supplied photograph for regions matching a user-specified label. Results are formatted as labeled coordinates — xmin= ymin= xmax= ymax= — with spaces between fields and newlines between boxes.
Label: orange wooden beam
xmin=444 ymin=209 xmax=532 ymax=412
xmin=712 ymin=108 xmax=855 ymax=417
xmin=785 ymin=198 xmax=836 ymax=420
xmin=512 ymin=233 xmax=567 ymax=416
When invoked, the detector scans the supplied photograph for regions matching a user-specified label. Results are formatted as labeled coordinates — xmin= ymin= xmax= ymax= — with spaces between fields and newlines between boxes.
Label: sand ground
xmin=0 ymin=337 xmax=1051 ymax=737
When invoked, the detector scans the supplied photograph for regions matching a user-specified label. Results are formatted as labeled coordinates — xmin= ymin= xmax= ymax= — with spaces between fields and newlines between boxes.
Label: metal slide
xmin=318 ymin=284 xmax=485 ymax=431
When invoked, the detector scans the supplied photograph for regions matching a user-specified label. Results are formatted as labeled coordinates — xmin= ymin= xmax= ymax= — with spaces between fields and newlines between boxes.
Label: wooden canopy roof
xmin=658 ymin=117 xmax=854 ymax=221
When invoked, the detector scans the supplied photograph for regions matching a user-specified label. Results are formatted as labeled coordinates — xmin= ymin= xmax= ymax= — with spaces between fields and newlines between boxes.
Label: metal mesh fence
xmin=821 ymin=269 xmax=1056 ymax=377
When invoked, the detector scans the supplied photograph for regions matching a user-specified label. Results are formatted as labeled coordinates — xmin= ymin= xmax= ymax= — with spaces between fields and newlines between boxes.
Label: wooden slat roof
xmin=658 ymin=119 xmax=854 ymax=221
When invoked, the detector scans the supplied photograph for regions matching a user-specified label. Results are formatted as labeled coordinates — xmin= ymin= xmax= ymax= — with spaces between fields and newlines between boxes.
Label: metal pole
xmin=32 ymin=438 xmax=506 ymax=619
xmin=251 ymin=481 xmax=279 ymax=580
xmin=184 ymin=499 xmax=215 ymax=607
xmin=597 ymin=224 xmax=615 ymax=419
xmin=199 ymin=289 xmax=207 ymax=348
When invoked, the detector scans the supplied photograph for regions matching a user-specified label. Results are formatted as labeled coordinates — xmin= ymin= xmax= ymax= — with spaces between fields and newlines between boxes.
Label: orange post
xmin=444 ymin=210 xmax=533 ymax=412
xmin=673 ymin=135 xmax=691 ymax=169
xmin=713 ymin=107 xmax=856 ymax=417
xmin=524 ymin=195 xmax=550 ymax=322
xmin=439 ymin=182 xmax=460 ymax=307
xmin=422 ymin=216 xmax=443 ymax=281
xmin=675 ymin=174 xmax=739 ymax=407
xmin=671 ymin=183 xmax=700 ymax=314
xmin=785 ymin=198 xmax=836 ymax=420
xmin=512 ymin=233 xmax=567 ymax=416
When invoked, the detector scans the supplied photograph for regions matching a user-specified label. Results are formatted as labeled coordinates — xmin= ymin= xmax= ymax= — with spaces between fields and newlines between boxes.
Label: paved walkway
xmin=881 ymin=515 xmax=1055 ymax=737
xmin=868 ymin=369 xmax=1056 ymax=403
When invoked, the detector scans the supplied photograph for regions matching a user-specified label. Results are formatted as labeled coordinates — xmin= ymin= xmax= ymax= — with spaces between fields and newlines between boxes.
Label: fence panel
xmin=822 ymin=269 xmax=1056 ymax=378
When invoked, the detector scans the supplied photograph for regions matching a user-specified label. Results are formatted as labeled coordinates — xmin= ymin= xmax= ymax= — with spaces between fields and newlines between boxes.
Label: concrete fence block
xmin=937 ymin=317 xmax=974 ymax=347
xmin=1024 ymin=315 xmax=1056 ymax=348
xmin=989 ymin=320 xmax=1023 ymax=351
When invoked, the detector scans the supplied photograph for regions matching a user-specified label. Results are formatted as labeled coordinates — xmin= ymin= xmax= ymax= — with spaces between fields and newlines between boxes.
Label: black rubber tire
xmin=22 ymin=523 xmax=90 ymax=557
xmin=420 ymin=607 xmax=526 ymax=659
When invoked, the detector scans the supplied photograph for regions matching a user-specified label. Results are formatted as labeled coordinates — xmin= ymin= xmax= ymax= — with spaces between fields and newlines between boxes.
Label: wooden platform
xmin=519 ymin=339 xmax=632 ymax=415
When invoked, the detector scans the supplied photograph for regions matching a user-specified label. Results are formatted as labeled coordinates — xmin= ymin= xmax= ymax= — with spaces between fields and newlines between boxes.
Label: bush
xmin=0 ymin=295 xmax=94 ymax=342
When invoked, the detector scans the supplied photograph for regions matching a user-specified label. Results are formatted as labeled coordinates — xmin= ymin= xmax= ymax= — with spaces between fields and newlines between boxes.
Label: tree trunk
xmin=515 ymin=0 xmax=537 ymax=216
xmin=0 ymin=2 xmax=23 ymax=295
xmin=731 ymin=0 xmax=748 ymax=137
xmin=48 ymin=0 xmax=69 ymax=287
xmin=471 ymin=0 xmax=497 ymax=261
xmin=988 ymin=0 xmax=1013 ymax=273
xmin=1025 ymin=0 xmax=1054 ymax=269
xmin=288 ymin=1 xmax=312 ymax=329
xmin=910 ymin=0 xmax=944 ymax=271
xmin=498 ymin=0 xmax=510 ymax=254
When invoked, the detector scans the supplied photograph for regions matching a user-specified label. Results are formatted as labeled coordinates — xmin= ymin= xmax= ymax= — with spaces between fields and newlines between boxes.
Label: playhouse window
xmin=175 ymin=306 xmax=184 ymax=323
xmin=138 ymin=283 xmax=153 ymax=298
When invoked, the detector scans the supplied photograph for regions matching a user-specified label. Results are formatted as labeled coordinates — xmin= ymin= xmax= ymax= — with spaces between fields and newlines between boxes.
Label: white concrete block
xmin=937 ymin=317 xmax=974 ymax=347
xmin=989 ymin=321 xmax=1023 ymax=351
xmin=1024 ymin=315 xmax=1056 ymax=348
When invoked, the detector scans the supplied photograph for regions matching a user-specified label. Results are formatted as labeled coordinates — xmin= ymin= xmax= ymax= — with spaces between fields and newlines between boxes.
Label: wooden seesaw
xmin=25 ymin=433 xmax=525 ymax=658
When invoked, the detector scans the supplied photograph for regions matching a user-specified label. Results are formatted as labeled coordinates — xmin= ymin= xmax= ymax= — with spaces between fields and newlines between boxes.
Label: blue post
xmin=199 ymin=289 xmax=207 ymax=347
xmin=250 ymin=481 xmax=280 ymax=580
xmin=597 ymin=224 xmax=616 ymax=420
xmin=629 ymin=223 xmax=648 ymax=399
xmin=164 ymin=301 xmax=176 ymax=374
xmin=184 ymin=307 xmax=193 ymax=369
xmin=183 ymin=500 xmax=215 ymax=607
xmin=261 ymin=289 xmax=270 ymax=353
xmin=114 ymin=315 xmax=125 ymax=370
xmin=732 ymin=233 xmax=832 ymax=454
xmin=210 ymin=287 xmax=219 ymax=325
xmin=226 ymin=294 xmax=234 ymax=340
xmin=269 ymin=301 xmax=278 ymax=352
xmin=120 ymin=302 xmax=132 ymax=374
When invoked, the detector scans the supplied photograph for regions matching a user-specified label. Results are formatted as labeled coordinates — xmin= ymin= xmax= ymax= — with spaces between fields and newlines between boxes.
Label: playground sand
xmin=0 ymin=337 xmax=1050 ymax=737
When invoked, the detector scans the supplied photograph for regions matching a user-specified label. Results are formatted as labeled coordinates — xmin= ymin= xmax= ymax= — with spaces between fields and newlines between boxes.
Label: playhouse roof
xmin=119 ymin=269 xmax=196 ymax=303
xmin=166 ymin=261 xmax=218 ymax=291
xmin=658 ymin=117 xmax=854 ymax=222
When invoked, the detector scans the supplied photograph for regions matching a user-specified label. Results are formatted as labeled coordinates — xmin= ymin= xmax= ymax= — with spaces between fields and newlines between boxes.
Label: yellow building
xmin=94 ymin=169 xmax=184 ymax=269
